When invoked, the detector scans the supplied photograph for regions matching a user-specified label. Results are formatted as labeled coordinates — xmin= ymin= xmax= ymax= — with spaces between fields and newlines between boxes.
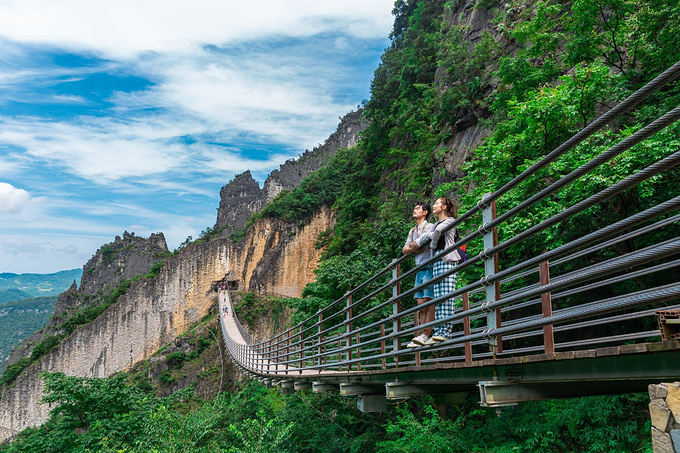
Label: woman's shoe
xmin=412 ymin=334 xmax=429 ymax=346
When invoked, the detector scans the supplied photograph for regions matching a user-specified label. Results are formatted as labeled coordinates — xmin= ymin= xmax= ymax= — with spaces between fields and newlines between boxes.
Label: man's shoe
xmin=431 ymin=335 xmax=447 ymax=342
xmin=406 ymin=341 xmax=419 ymax=348
xmin=412 ymin=334 xmax=429 ymax=346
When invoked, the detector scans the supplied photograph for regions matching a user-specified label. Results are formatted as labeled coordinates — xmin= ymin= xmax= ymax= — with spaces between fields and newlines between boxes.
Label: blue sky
xmin=0 ymin=0 xmax=394 ymax=274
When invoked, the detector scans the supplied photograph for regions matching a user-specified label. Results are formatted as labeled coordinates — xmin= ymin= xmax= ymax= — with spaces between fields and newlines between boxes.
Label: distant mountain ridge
xmin=0 ymin=289 xmax=31 ymax=305
xmin=0 ymin=269 xmax=81 ymax=298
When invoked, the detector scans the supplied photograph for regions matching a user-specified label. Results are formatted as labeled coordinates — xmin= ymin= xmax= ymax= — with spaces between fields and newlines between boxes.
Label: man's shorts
xmin=414 ymin=265 xmax=434 ymax=299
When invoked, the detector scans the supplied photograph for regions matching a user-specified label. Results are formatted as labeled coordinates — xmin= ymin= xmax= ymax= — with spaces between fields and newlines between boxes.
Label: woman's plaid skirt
xmin=432 ymin=260 xmax=458 ymax=338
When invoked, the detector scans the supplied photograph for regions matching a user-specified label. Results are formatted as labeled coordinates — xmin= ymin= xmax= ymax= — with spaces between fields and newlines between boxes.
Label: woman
xmin=412 ymin=196 xmax=460 ymax=345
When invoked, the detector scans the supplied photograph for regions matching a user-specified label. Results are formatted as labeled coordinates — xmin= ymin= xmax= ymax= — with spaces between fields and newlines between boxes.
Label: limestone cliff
xmin=215 ymin=109 xmax=365 ymax=233
xmin=5 ymin=232 xmax=169 ymax=368
xmin=225 ymin=206 xmax=334 ymax=297
xmin=0 ymin=208 xmax=332 ymax=441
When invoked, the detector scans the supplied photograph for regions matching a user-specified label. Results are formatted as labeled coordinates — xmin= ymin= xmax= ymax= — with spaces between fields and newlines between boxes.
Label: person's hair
xmin=437 ymin=196 xmax=457 ymax=218
xmin=415 ymin=201 xmax=431 ymax=220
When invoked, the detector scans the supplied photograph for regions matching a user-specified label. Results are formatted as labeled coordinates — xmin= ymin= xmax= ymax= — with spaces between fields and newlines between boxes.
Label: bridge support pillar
xmin=340 ymin=383 xmax=387 ymax=413
xmin=280 ymin=380 xmax=295 ymax=394
xmin=294 ymin=382 xmax=312 ymax=392
xmin=649 ymin=382 xmax=680 ymax=453
xmin=386 ymin=382 xmax=465 ymax=404
xmin=357 ymin=395 xmax=386 ymax=413
xmin=339 ymin=383 xmax=384 ymax=397
xmin=312 ymin=382 xmax=338 ymax=393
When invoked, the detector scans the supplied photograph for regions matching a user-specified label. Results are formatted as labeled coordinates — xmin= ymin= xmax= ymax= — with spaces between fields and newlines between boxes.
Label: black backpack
xmin=434 ymin=221 xmax=467 ymax=263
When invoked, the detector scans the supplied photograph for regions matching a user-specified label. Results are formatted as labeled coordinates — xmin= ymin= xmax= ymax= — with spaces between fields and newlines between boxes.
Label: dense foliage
xmin=0 ymin=296 xmax=57 ymax=362
xmin=248 ymin=0 xmax=680 ymax=449
xmin=1 ymin=372 xmax=652 ymax=452
xmin=260 ymin=0 xmax=680 ymax=321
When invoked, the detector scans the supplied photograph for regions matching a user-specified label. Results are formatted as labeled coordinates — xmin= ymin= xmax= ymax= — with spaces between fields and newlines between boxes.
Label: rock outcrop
xmin=215 ymin=109 xmax=365 ymax=233
xmin=0 ymin=207 xmax=332 ymax=441
xmin=5 ymin=232 xmax=169 ymax=368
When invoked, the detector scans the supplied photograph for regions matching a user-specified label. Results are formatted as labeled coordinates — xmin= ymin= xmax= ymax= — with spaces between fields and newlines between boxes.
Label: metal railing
xmin=221 ymin=61 xmax=680 ymax=377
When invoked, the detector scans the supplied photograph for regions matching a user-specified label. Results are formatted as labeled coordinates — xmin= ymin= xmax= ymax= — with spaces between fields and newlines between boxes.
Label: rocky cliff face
xmin=226 ymin=206 xmax=334 ymax=297
xmin=0 ymin=208 xmax=332 ymax=441
xmin=5 ymin=232 xmax=169 ymax=368
xmin=215 ymin=109 xmax=365 ymax=233
xmin=214 ymin=171 xmax=265 ymax=233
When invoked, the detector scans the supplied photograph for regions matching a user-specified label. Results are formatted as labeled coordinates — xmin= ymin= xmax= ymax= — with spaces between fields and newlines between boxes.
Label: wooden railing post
xmin=539 ymin=261 xmax=555 ymax=354
xmin=317 ymin=311 xmax=323 ymax=368
xmin=392 ymin=260 xmax=401 ymax=366
xmin=285 ymin=333 xmax=290 ymax=375
xmin=346 ymin=294 xmax=352 ymax=370
xmin=356 ymin=332 xmax=361 ymax=371
xmin=298 ymin=325 xmax=304 ymax=372
xmin=415 ymin=305 xmax=421 ymax=367
xmin=463 ymin=292 xmax=472 ymax=362
xmin=491 ymin=201 xmax=503 ymax=353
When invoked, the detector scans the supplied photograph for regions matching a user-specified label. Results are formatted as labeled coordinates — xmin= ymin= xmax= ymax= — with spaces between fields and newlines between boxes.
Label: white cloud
xmin=0 ymin=0 xmax=393 ymax=273
xmin=0 ymin=238 xmax=78 ymax=256
xmin=0 ymin=1 xmax=394 ymax=59
xmin=0 ymin=116 xmax=190 ymax=183
xmin=0 ymin=182 xmax=31 ymax=213
xmin=50 ymin=94 xmax=89 ymax=104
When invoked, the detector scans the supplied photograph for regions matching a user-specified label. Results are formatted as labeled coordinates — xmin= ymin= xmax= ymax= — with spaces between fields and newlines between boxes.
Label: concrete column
xmin=649 ymin=382 xmax=680 ymax=453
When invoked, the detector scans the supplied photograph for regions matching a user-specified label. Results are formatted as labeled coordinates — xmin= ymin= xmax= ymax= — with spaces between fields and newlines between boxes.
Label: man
xmin=402 ymin=202 xmax=435 ymax=348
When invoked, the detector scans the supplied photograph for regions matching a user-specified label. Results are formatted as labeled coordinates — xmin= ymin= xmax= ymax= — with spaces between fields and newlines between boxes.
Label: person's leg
xmin=415 ymin=297 xmax=432 ymax=337
xmin=421 ymin=297 xmax=434 ymax=337
xmin=431 ymin=262 xmax=457 ymax=340
xmin=418 ymin=265 xmax=434 ymax=337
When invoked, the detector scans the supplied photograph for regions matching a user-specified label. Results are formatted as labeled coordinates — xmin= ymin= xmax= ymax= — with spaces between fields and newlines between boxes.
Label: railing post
xmin=346 ymin=294 xmax=352 ymax=370
xmin=491 ymin=201 xmax=503 ymax=353
xmin=356 ymin=332 xmax=361 ymax=371
xmin=298 ymin=325 xmax=304 ymax=372
xmin=463 ymin=292 xmax=472 ymax=362
xmin=317 ymin=311 xmax=323 ymax=369
xmin=381 ymin=324 xmax=386 ymax=370
xmin=481 ymin=195 xmax=501 ymax=356
xmin=285 ymin=332 xmax=290 ymax=375
xmin=539 ymin=261 xmax=555 ymax=354
xmin=392 ymin=260 xmax=401 ymax=366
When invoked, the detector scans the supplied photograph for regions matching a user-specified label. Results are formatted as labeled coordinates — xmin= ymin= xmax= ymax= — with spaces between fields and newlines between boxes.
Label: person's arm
xmin=415 ymin=222 xmax=435 ymax=249
xmin=403 ymin=228 xmax=416 ymax=254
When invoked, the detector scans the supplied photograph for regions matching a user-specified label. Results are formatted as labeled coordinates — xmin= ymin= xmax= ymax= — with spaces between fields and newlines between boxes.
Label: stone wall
xmin=649 ymin=382 xmax=680 ymax=453
xmin=0 ymin=239 xmax=228 ymax=440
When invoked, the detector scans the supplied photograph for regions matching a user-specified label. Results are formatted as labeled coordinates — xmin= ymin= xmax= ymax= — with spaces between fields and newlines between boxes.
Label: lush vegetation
xmin=248 ymin=0 xmax=680 ymax=449
xmin=0 ymin=372 xmax=652 ymax=452
xmin=0 ymin=296 xmax=58 ymax=362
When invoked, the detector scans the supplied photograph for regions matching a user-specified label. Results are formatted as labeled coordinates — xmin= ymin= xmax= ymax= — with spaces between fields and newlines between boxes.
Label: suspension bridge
xmin=218 ymin=61 xmax=680 ymax=413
